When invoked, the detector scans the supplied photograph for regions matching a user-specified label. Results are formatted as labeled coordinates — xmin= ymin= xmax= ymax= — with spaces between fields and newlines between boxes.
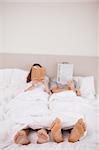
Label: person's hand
xmin=67 ymin=80 xmax=75 ymax=91
xmin=75 ymin=88 xmax=81 ymax=96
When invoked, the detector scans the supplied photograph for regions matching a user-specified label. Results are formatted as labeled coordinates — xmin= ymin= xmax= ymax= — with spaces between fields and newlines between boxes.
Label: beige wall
xmin=0 ymin=4 xmax=3 ymax=51
xmin=97 ymin=2 xmax=99 ymax=56
xmin=97 ymin=2 xmax=99 ymax=98
xmin=0 ymin=0 xmax=97 ymax=3
xmin=0 ymin=53 xmax=97 ymax=77
xmin=0 ymin=2 xmax=97 ymax=56
xmin=0 ymin=53 xmax=98 ymax=94
xmin=97 ymin=57 xmax=99 ymax=98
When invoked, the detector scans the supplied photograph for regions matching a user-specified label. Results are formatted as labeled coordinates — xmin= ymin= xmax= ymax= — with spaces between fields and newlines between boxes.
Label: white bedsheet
xmin=0 ymin=90 xmax=98 ymax=150
xmin=0 ymin=106 xmax=98 ymax=150
xmin=2 ymin=91 xmax=87 ymax=139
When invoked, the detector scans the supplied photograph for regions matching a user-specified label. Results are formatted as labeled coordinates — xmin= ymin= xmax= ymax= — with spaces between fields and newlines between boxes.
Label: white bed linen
xmin=0 ymin=103 xmax=98 ymax=150
xmin=49 ymin=91 xmax=96 ymax=127
xmin=1 ymin=91 xmax=86 ymax=140
xmin=0 ymin=89 xmax=98 ymax=150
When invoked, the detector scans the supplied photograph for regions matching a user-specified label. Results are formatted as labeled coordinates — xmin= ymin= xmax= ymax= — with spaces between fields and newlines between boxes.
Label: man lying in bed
xmin=48 ymin=78 xmax=87 ymax=143
xmin=50 ymin=78 xmax=81 ymax=96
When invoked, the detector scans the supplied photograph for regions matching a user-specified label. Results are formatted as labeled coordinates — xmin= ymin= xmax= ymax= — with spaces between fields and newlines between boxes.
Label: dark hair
xmin=26 ymin=64 xmax=42 ymax=83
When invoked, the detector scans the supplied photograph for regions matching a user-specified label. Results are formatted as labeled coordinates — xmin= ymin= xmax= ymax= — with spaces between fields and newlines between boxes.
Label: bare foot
xmin=68 ymin=118 xmax=86 ymax=143
xmin=14 ymin=129 xmax=31 ymax=145
xmin=67 ymin=80 xmax=75 ymax=91
xmin=51 ymin=118 xmax=63 ymax=143
xmin=37 ymin=129 xmax=49 ymax=144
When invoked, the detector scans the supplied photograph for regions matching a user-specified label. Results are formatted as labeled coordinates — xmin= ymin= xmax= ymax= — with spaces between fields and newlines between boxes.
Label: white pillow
xmin=10 ymin=69 xmax=29 ymax=86
xmin=79 ymin=76 xmax=95 ymax=99
xmin=0 ymin=69 xmax=13 ymax=88
xmin=73 ymin=76 xmax=95 ymax=99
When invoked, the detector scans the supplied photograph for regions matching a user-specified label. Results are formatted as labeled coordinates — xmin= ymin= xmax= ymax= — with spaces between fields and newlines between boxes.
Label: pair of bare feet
xmin=14 ymin=118 xmax=86 ymax=145
xmin=14 ymin=128 xmax=49 ymax=145
xmin=51 ymin=118 xmax=86 ymax=143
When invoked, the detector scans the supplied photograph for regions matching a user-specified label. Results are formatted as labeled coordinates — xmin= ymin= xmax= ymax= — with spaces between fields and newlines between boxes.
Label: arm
xmin=51 ymin=87 xmax=67 ymax=93
xmin=24 ymin=85 xmax=34 ymax=92
xmin=42 ymin=78 xmax=50 ymax=94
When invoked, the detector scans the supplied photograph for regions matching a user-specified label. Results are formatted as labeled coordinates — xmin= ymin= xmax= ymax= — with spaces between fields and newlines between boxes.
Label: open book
xmin=31 ymin=66 xmax=45 ymax=81
xmin=57 ymin=63 xmax=74 ymax=84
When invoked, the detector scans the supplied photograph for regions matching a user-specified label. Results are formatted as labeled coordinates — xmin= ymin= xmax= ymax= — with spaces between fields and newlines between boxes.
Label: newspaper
xmin=57 ymin=63 xmax=74 ymax=84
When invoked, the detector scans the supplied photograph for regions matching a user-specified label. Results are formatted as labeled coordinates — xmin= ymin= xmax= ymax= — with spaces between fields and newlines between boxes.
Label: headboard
xmin=0 ymin=53 xmax=98 ymax=90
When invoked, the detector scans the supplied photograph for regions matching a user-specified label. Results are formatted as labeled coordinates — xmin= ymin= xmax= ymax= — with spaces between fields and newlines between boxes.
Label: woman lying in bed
xmin=25 ymin=63 xmax=50 ymax=93
xmin=14 ymin=63 xmax=50 ymax=145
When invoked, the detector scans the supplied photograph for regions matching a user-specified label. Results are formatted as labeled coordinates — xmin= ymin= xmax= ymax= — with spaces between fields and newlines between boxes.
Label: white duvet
xmin=49 ymin=91 xmax=96 ymax=129
xmin=0 ymin=69 xmax=98 ymax=149
xmin=49 ymin=91 xmax=93 ymax=116
xmin=0 ymin=90 xmax=97 ymax=149
xmin=6 ymin=90 xmax=49 ymax=121
xmin=3 ymin=89 xmax=50 ymax=135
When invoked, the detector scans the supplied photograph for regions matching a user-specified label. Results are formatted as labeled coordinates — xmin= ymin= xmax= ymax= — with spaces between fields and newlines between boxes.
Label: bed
xmin=0 ymin=61 xmax=98 ymax=150
xmin=0 ymin=96 xmax=98 ymax=150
